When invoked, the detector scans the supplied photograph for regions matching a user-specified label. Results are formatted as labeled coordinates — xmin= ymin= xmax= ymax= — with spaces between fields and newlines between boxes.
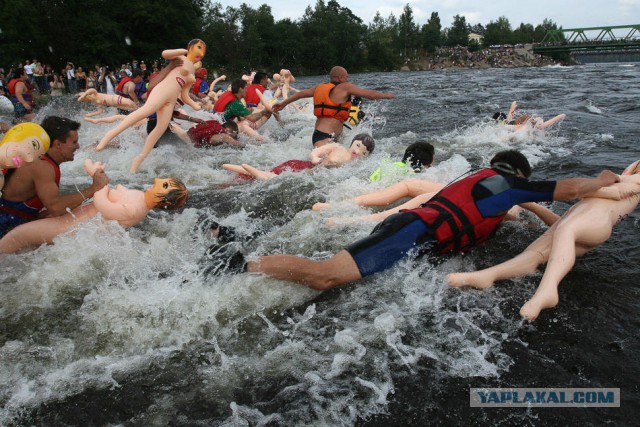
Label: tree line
xmin=1 ymin=0 xmax=563 ymax=75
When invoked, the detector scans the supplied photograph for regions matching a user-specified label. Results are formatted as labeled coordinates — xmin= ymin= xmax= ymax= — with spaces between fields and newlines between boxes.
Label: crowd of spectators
xmin=0 ymin=58 xmax=164 ymax=100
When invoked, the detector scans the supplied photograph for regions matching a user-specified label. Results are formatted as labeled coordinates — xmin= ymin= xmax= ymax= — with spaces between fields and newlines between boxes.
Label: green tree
xmin=513 ymin=23 xmax=536 ymax=44
xmin=298 ymin=0 xmax=366 ymax=73
xmin=397 ymin=4 xmax=420 ymax=61
xmin=421 ymin=12 xmax=442 ymax=53
xmin=366 ymin=12 xmax=399 ymax=70
xmin=447 ymin=14 xmax=469 ymax=46
xmin=534 ymin=18 xmax=562 ymax=42
xmin=484 ymin=16 xmax=513 ymax=46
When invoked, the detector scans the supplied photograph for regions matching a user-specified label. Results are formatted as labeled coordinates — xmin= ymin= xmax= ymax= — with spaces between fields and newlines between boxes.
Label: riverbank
xmin=400 ymin=45 xmax=560 ymax=71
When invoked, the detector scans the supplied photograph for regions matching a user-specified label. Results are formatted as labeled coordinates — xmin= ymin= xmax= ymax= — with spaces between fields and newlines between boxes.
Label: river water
xmin=1 ymin=64 xmax=639 ymax=425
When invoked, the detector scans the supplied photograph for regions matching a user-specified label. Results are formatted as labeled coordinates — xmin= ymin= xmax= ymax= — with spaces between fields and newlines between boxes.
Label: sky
xmin=214 ymin=0 xmax=640 ymax=32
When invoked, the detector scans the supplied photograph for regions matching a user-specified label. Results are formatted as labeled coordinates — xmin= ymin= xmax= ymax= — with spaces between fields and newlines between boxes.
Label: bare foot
xmin=519 ymin=287 xmax=559 ymax=320
xmin=447 ymin=272 xmax=495 ymax=289
xmin=312 ymin=202 xmax=331 ymax=211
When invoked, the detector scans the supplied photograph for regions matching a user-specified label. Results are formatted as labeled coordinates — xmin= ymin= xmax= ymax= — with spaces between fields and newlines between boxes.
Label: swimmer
xmin=223 ymin=133 xmax=375 ymax=180
xmin=170 ymin=120 xmax=241 ymax=148
xmin=203 ymin=150 xmax=619 ymax=293
xmin=447 ymin=159 xmax=640 ymax=320
xmin=272 ymin=66 xmax=395 ymax=148
xmin=369 ymin=140 xmax=435 ymax=182
xmin=493 ymin=101 xmax=566 ymax=131
xmin=0 ymin=160 xmax=188 ymax=253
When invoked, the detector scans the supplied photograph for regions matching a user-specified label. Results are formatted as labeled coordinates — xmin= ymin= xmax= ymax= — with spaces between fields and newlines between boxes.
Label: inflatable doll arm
xmin=181 ymin=85 xmax=201 ymax=110
xmin=310 ymin=144 xmax=334 ymax=165
xmin=584 ymin=181 xmax=640 ymax=201
xmin=83 ymin=159 xmax=106 ymax=177
xmin=162 ymin=49 xmax=188 ymax=59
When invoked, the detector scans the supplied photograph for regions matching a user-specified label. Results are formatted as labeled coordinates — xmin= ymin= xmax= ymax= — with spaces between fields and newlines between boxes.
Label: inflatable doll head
xmin=0 ymin=122 xmax=50 ymax=169
xmin=186 ymin=39 xmax=207 ymax=63
xmin=144 ymin=178 xmax=189 ymax=210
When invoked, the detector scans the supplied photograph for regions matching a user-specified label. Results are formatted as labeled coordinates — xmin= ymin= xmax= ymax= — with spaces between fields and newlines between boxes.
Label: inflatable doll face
xmin=0 ymin=123 xmax=50 ymax=168
xmin=0 ymin=137 xmax=47 ymax=168
xmin=187 ymin=40 xmax=207 ymax=63
xmin=348 ymin=139 xmax=370 ymax=158
xmin=146 ymin=178 xmax=188 ymax=210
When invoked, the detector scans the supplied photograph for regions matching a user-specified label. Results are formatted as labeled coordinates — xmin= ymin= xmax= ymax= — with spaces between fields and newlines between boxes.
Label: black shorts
xmin=312 ymin=129 xmax=336 ymax=146
xmin=345 ymin=212 xmax=435 ymax=277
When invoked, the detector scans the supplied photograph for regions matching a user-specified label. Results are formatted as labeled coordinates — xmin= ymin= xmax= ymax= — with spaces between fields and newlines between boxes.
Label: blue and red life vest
xmin=405 ymin=169 xmax=507 ymax=254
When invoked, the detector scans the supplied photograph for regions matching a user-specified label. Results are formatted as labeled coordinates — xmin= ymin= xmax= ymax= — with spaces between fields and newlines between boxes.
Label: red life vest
xmin=313 ymin=83 xmax=351 ymax=122
xmin=244 ymin=83 xmax=266 ymax=105
xmin=214 ymin=91 xmax=236 ymax=113
xmin=116 ymin=77 xmax=133 ymax=95
xmin=8 ymin=78 xmax=32 ymax=104
xmin=187 ymin=120 xmax=224 ymax=148
xmin=191 ymin=78 xmax=205 ymax=95
xmin=0 ymin=155 xmax=60 ymax=220
xmin=405 ymin=169 xmax=507 ymax=254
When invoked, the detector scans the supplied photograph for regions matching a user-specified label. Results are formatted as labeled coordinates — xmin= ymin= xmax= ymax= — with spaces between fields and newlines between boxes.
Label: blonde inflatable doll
xmin=0 ymin=123 xmax=51 ymax=194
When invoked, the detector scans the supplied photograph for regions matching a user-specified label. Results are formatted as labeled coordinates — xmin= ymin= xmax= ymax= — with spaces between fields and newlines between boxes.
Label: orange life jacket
xmin=313 ymin=83 xmax=351 ymax=122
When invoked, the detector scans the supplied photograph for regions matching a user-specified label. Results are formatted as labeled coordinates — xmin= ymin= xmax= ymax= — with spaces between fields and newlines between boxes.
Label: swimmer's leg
xmin=246 ymin=249 xmax=362 ymax=291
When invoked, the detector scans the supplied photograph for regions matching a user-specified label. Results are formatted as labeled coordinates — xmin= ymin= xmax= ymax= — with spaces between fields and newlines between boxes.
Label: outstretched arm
xmin=272 ymin=86 xmax=315 ymax=111
xmin=162 ymin=48 xmax=188 ymax=59
xmin=553 ymin=170 xmax=619 ymax=201
xmin=341 ymin=83 xmax=395 ymax=100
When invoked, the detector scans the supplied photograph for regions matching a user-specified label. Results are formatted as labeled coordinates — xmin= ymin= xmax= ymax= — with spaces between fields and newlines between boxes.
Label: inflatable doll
xmin=77 ymin=88 xmax=138 ymax=117
xmin=448 ymin=159 xmax=640 ymax=320
xmin=0 ymin=160 xmax=189 ymax=253
xmin=0 ymin=122 xmax=51 ymax=194
xmin=96 ymin=39 xmax=206 ymax=173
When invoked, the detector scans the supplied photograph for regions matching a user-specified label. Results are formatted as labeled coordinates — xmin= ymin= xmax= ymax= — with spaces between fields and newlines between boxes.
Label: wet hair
xmin=41 ymin=116 xmax=80 ymax=143
xmin=402 ymin=140 xmax=435 ymax=171
xmin=490 ymin=150 xmax=532 ymax=178
xmin=231 ymin=79 xmax=247 ymax=94
xmin=222 ymin=121 xmax=239 ymax=139
xmin=492 ymin=112 xmax=507 ymax=121
xmin=10 ymin=67 xmax=26 ymax=79
xmin=252 ymin=71 xmax=268 ymax=84
xmin=351 ymin=133 xmax=375 ymax=154
xmin=153 ymin=178 xmax=189 ymax=210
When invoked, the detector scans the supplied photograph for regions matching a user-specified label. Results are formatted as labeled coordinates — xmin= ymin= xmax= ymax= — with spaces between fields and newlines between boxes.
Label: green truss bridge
xmin=533 ymin=24 xmax=640 ymax=62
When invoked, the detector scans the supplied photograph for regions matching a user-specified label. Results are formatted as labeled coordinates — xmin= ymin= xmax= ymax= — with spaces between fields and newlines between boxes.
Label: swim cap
xmin=352 ymin=133 xmax=375 ymax=154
